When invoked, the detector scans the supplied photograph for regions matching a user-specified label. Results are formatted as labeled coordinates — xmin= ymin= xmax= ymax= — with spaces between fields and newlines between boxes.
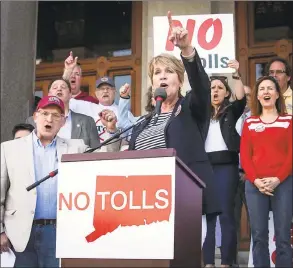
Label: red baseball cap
xmin=36 ymin=96 xmax=65 ymax=114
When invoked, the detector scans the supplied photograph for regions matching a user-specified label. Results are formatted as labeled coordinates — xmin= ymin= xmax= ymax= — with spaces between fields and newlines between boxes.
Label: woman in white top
xmin=203 ymin=65 xmax=246 ymax=268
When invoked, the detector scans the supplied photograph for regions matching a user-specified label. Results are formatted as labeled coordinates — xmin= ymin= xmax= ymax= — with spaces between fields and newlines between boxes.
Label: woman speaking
xmin=127 ymin=12 xmax=221 ymax=218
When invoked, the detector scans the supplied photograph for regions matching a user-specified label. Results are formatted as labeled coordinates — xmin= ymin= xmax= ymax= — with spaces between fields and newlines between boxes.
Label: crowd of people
xmin=1 ymin=11 xmax=292 ymax=268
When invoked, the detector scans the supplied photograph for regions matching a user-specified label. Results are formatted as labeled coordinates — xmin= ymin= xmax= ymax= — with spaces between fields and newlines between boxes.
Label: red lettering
xmin=59 ymin=193 xmax=72 ymax=210
xmin=74 ymin=192 xmax=90 ymax=211
xmin=165 ymin=18 xmax=223 ymax=51
xmin=198 ymin=18 xmax=222 ymax=50
xmin=165 ymin=19 xmax=195 ymax=51
xmin=58 ymin=192 xmax=90 ymax=211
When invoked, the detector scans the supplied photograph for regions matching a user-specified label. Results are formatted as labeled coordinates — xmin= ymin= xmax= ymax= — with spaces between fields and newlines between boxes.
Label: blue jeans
xmin=14 ymin=224 xmax=59 ymax=268
xmin=246 ymin=175 xmax=292 ymax=268
xmin=203 ymin=164 xmax=239 ymax=265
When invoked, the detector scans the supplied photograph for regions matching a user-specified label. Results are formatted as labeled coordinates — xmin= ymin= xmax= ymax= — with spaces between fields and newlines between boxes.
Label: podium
xmin=57 ymin=149 xmax=205 ymax=267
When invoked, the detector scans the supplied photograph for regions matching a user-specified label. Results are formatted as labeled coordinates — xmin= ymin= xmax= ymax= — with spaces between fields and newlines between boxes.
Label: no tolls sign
xmin=56 ymin=157 xmax=176 ymax=259
xmin=153 ymin=14 xmax=236 ymax=74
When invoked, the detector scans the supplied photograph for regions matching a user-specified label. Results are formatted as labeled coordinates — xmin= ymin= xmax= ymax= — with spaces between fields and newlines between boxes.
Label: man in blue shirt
xmin=1 ymin=96 xmax=120 ymax=267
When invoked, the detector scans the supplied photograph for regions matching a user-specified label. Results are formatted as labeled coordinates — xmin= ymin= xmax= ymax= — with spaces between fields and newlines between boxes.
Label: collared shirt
xmin=32 ymin=131 xmax=58 ymax=219
xmin=57 ymin=110 xmax=72 ymax=139
xmin=283 ymin=86 xmax=292 ymax=115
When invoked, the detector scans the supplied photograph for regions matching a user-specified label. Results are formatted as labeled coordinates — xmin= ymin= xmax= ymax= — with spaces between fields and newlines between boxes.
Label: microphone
xmin=26 ymin=112 xmax=153 ymax=191
xmin=153 ymin=88 xmax=167 ymax=124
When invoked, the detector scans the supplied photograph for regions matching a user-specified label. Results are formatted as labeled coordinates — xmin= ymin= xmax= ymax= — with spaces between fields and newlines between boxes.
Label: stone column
xmin=1 ymin=1 xmax=38 ymax=142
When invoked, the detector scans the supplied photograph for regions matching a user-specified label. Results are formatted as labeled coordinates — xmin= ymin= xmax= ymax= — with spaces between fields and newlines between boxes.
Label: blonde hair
xmin=148 ymin=53 xmax=185 ymax=85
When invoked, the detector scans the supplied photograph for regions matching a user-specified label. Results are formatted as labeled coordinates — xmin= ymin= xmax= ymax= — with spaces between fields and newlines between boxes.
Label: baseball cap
xmin=96 ymin=76 xmax=115 ymax=88
xmin=36 ymin=96 xmax=65 ymax=114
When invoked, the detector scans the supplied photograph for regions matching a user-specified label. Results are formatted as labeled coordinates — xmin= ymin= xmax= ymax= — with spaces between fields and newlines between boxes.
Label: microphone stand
xmin=26 ymin=113 xmax=152 ymax=192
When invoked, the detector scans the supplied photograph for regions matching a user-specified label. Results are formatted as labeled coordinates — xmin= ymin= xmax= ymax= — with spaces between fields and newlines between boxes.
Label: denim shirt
xmin=32 ymin=131 xmax=58 ymax=219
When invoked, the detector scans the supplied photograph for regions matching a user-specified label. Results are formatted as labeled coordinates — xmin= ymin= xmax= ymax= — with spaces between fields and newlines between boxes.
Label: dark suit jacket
xmin=128 ymin=52 xmax=221 ymax=216
xmin=26 ymin=111 xmax=100 ymax=148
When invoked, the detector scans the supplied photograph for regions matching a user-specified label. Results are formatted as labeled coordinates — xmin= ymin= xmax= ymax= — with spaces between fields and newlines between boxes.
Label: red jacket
xmin=240 ymin=115 xmax=292 ymax=183
xmin=74 ymin=92 xmax=99 ymax=104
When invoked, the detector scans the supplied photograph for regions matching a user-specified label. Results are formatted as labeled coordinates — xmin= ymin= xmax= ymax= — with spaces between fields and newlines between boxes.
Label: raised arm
xmin=230 ymin=97 xmax=247 ymax=121
xmin=62 ymin=51 xmax=78 ymax=80
xmin=69 ymin=98 xmax=101 ymax=120
xmin=167 ymin=11 xmax=210 ymax=123
xmin=228 ymin=60 xmax=245 ymax=100
xmin=181 ymin=49 xmax=211 ymax=122
xmin=228 ymin=59 xmax=246 ymax=120
xmin=117 ymin=83 xmax=140 ymax=130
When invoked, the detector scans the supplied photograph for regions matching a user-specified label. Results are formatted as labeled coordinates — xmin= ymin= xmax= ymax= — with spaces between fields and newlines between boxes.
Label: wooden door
xmin=248 ymin=57 xmax=275 ymax=88
xmin=236 ymin=2 xmax=292 ymax=86
xmin=35 ymin=2 xmax=142 ymax=116
xmin=235 ymin=1 xmax=293 ymax=250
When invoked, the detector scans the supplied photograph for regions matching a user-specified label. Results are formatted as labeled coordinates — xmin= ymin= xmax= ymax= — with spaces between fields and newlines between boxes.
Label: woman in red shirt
xmin=240 ymin=76 xmax=292 ymax=267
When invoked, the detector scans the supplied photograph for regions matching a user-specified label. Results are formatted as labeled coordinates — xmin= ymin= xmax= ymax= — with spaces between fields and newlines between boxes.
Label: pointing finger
xmin=70 ymin=51 xmax=73 ymax=57
xmin=74 ymin=56 xmax=78 ymax=63
xmin=167 ymin=11 xmax=173 ymax=29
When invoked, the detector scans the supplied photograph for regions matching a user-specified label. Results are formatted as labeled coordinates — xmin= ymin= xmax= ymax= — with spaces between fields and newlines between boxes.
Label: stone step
xmin=214 ymin=248 xmax=249 ymax=267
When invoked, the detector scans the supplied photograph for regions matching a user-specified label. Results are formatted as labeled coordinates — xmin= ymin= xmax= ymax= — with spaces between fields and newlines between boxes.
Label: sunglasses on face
xmin=210 ymin=76 xmax=228 ymax=83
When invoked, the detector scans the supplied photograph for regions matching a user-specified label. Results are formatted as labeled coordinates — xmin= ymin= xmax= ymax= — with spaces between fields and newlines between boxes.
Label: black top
xmin=128 ymin=52 xmax=221 ymax=216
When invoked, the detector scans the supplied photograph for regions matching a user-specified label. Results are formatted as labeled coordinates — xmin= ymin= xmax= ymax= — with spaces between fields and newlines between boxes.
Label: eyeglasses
xmin=37 ymin=111 xmax=64 ymax=121
xmin=210 ymin=76 xmax=228 ymax=83
xmin=268 ymin=70 xmax=286 ymax=76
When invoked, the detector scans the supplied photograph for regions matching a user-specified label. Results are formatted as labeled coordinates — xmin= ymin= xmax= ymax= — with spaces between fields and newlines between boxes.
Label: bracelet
xmin=120 ymin=96 xmax=130 ymax=99
xmin=232 ymin=75 xmax=240 ymax=80
xmin=107 ymin=128 xmax=120 ymax=135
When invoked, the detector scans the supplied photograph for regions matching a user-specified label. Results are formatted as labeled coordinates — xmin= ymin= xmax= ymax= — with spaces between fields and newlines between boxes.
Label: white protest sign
xmin=153 ymin=14 xmax=235 ymax=74
xmin=56 ymin=157 xmax=176 ymax=259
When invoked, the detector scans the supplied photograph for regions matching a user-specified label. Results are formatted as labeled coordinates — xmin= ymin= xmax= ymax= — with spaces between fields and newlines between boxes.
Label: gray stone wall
xmin=1 ymin=1 xmax=38 ymax=141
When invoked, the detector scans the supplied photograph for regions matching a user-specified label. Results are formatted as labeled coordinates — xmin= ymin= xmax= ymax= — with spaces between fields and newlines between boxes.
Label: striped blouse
xmin=134 ymin=111 xmax=172 ymax=150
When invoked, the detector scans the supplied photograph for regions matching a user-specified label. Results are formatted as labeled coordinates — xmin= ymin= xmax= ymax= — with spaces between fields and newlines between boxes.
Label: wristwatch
xmin=232 ymin=72 xmax=241 ymax=80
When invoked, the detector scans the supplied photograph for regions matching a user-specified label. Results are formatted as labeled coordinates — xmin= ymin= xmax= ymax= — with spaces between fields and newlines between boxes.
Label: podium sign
xmin=56 ymin=156 xmax=176 ymax=259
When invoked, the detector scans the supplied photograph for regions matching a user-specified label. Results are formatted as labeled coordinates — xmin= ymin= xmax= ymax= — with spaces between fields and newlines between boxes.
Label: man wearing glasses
xmin=265 ymin=57 xmax=292 ymax=115
xmin=0 ymin=96 xmax=120 ymax=267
